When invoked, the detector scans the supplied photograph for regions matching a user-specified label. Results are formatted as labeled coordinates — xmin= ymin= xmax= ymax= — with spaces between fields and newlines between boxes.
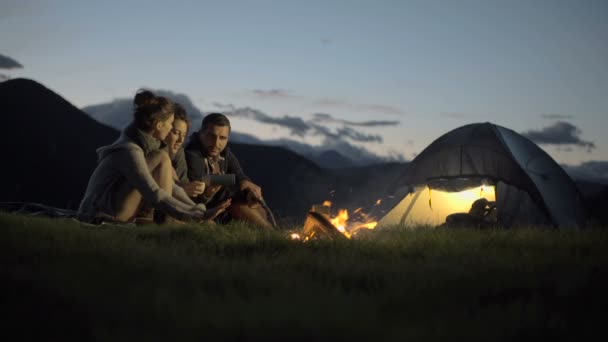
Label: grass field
xmin=1 ymin=212 xmax=607 ymax=341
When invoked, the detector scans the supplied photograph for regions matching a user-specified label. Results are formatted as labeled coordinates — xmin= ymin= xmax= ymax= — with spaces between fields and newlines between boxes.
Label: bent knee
xmin=147 ymin=150 xmax=172 ymax=170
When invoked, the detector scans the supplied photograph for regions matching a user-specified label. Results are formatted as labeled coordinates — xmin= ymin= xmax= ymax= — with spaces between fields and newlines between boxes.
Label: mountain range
xmin=0 ymin=78 xmax=404 ymax=222
xmin=1 ymin=78 xmax=606 ymax=225
xmin=83 ymin=96 xmax=389 ymax=169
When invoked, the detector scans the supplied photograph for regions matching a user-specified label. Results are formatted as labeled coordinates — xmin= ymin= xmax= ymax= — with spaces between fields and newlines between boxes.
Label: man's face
xmin=199 ymin=124 xmax=230 ymax=157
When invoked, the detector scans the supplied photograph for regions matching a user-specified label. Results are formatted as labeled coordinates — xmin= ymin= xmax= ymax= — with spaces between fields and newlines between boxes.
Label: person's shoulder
xmin=97 ymin=139 xmax=143 ymax=158
xmin=222 ymin=146 xmax=236 ymax=158
xmin=173 ymin=148 xmax=187 ymax=165
xmin=184 ymin=132 xmax=201 ymax=151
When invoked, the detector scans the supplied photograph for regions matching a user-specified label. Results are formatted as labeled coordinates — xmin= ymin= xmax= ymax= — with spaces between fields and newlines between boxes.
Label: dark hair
xmin=133 ymin=89 xmax=175 ymax=132
xmin=173 ymin=102 xmax=190 ymax=132
xmin=201 ymin=113 xmax=231 ymax=132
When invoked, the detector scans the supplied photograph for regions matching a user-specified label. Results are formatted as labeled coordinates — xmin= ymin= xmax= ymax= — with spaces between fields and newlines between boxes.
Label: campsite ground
xmin=1 ymin=212 xmax=607 ymax=341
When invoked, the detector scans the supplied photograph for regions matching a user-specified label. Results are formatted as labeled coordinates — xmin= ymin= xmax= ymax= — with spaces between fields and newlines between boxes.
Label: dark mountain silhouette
xmin=1 ymin=78 xmax=606 ymax=226
xmin=316 ymin=150 xmax=354 ymax=169
xmin=228 ymin=143 xmax=333 ymax=221
xmin=573 ymin=179 xmax=608 ymax=226
xmin=327 ymin=162 xmax=409 ymax=219
xmin=0 ymin=78 xmax=335 ymax=221
xmin=81 ymin=96 xmax=403 ymax=169
xmin=0 ymin=78 xmax=119 ymax=209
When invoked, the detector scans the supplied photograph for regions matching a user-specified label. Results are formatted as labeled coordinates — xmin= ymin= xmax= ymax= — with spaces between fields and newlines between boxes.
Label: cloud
xmin=251 ymin=89 xmax=294 ymax=99
xmin=212 ymin=102 xmax=234 ymax=109
xmin=314 ymin=98 xmax=405 ymax=115
xmin=521 ymin=121 xmax=596 ymax=152
xmin=320 ymin=37 xmax=332 ymax=44
xmin=221 ymin=105 xmax=391 ymax=145
xmin=312 ymin=113 xmax=399 ymax=127
xmin=83 ymin=96 xmax=406 ymax=167
xmin=82 ymin=89 xmax=206 ymax=132
xmin=0 ymin=54 xmax=23 ymax=69
xmin=223 ymin=106 xmax=310 ymax=137
xmin=226 ymin=133 xmax=405 ymax=167
xmin=309 ymin=123 xmax=339 ymax=140
xmin=541 ymin=114 xmax=573 ymax=120
xmin=336 ymin=126 xmax=383 ymax=143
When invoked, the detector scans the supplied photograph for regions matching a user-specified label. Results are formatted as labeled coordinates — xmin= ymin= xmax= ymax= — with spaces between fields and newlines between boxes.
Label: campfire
xmin=292 ymin=201 xmax=379 ymax=241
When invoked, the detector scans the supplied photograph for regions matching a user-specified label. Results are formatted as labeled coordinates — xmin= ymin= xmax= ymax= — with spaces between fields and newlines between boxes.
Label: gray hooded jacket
xmin=77 ymin=125 xmax=206 ymax=222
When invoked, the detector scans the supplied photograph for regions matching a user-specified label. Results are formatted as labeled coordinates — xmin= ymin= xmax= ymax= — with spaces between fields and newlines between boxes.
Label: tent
xmin=378 ymin=122 xmax=587 ymax=229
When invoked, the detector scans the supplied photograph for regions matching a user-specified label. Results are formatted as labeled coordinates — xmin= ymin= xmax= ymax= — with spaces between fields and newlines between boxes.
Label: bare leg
xmin=114 ymin=151 xmax=173 ymax=222
xmin=149 ymin=151 xmax=173 ymax=194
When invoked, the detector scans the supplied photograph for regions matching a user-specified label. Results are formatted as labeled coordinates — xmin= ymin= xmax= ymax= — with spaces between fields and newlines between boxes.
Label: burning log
xmin=302 ymin=211 xmax=348 ymax=241
xmin=295 ymin=202 xmax=378 ymax=241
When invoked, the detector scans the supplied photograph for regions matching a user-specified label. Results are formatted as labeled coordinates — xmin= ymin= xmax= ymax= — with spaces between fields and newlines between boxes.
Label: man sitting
xmin=184 ymin=113 xmax=273 ymax=229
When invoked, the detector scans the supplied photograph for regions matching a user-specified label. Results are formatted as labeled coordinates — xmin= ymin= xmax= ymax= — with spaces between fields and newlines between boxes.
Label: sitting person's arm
xmin=225 ymin=151 xmax=263 ymax=201
xmin=173 ymin=148 xmax=207 ymax=199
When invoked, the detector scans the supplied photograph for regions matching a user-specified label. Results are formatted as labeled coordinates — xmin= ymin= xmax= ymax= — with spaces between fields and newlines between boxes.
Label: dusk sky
xmin=2 ymin=0 xmax=607 ymax=166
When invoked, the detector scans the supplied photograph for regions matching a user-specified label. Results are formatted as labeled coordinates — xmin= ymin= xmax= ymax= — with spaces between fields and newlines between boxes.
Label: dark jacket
xmin=184 ymin=133 xmax=250 ymax=204
xmin=171 ymin=147 xmax=189 ymax=184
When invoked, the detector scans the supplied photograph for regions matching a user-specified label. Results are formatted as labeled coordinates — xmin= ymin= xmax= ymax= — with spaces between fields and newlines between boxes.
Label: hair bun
xmin=133 ymin=89 xmax=157 ymax=108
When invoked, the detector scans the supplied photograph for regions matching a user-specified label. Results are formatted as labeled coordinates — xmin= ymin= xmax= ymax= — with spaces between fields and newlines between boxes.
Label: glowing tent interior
xmin=377 ymin=122 xmax=587 ymax=229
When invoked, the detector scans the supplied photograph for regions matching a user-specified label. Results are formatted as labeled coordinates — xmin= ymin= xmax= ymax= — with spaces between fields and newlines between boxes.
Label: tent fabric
xmin=380 ymin=122 xmax=586 ymax=229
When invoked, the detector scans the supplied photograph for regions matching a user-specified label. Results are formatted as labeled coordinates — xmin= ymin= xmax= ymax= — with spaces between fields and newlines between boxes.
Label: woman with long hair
xmin=78 ymin=90 xmax=230 ymax=224
xmin=164 ymin=102 xmax=206 ymax=198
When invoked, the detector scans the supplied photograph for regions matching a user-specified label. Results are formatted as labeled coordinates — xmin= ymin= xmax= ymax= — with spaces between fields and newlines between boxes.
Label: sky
xmin=1 ymin=0 xmax=607 ymax=166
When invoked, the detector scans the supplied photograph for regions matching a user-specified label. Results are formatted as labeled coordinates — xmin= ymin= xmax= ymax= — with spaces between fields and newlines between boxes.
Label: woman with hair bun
xmin=78 ymin=90 xmax=231 ymax=224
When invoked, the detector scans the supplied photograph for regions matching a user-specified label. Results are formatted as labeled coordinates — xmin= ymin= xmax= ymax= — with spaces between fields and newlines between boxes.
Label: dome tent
xmin=378 ymin=122 xmax=587 ymax=229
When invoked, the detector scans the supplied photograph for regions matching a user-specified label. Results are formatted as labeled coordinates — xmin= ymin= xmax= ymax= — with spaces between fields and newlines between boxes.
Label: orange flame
xmin=297 ymin=201 xmax=379 ymax=241
xmin=330 ymin=207 xmax=376 ymax=239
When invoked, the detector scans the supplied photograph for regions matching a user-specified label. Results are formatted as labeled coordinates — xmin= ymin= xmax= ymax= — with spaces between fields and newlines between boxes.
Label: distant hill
xmin=316 ymin=150 xmax=354 ymax=169
xmin=1 ymin=78 xmax=606 ymax=226
xmin=228 ymin=143 xmax=333 ymax=221
xmin=82 ymin=97 xmax=400 ymax=169
xmin=0 ymin=78 xmax=336 ymax=221
xmin=0 ymin=78 xmax=119 ymax=209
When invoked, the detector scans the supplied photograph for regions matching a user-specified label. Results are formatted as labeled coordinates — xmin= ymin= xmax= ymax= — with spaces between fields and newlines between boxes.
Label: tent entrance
xmin=379 ymin=184 xmax=496 ymax=227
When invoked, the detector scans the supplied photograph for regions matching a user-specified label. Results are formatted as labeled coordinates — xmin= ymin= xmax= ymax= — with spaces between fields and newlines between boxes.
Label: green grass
xmin=1 ymin=212 xmax=608 ymax=341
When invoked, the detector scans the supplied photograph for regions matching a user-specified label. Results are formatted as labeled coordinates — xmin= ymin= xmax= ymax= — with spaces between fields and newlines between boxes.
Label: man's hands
xmin=240 ymin=180 xmax=262 ymax=201
xmin=180 ymin=181 xmax=206 ymax=198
